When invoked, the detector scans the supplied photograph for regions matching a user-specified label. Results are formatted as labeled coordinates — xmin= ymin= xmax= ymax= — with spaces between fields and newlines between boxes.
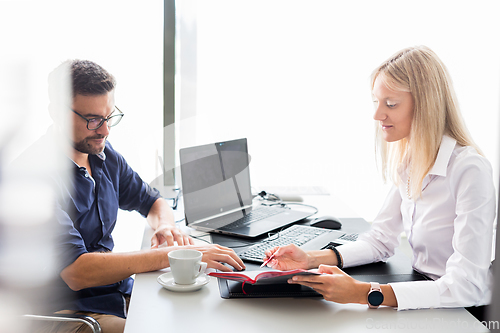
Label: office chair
xmin=24 ymin=313 xmax=102 ymax=333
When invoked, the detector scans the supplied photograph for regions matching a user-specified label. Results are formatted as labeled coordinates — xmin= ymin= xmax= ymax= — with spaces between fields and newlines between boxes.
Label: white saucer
xmin=157 ymin=272 xmax=210 ymax=292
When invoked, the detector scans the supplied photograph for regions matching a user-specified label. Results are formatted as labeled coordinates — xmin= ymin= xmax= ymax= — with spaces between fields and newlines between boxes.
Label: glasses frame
xmin=71 ymin=106 xmax=124 ymax=130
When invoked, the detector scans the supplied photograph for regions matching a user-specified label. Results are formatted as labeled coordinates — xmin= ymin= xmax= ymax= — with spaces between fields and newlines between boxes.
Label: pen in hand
xmin=260 ymin=247 xmax=280 ymax=268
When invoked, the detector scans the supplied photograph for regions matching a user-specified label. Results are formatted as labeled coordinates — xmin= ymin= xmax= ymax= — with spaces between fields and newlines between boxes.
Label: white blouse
xmin=338 ymin=135 xmax=496 ymax=310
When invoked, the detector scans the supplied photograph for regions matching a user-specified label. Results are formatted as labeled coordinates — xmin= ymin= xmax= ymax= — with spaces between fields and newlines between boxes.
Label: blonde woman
xmin=264 ymin=46 xmax=495 ymax=315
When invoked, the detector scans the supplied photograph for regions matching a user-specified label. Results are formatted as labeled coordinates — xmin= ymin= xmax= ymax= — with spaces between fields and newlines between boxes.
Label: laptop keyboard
xmin=238 ymin=224 xmax=358 ymax=263
xmin=219 ymin=206 xmax=286 ymax=231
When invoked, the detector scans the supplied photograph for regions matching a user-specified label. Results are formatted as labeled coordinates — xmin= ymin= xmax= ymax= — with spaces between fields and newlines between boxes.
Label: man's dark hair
xmin=71 ymin=60 xmax=116 ymax=96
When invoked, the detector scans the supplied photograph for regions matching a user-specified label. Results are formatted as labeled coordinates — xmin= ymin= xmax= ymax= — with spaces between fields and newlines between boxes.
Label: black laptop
xmin=179 ymin=138 xmax=313 ymax=238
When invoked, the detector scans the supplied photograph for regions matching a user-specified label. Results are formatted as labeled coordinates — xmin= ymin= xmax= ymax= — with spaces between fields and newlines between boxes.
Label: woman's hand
xmin=288 ymin=264 xmax=369 ymax=304
xmin=263 ymin=244 xmax=311 ymax=270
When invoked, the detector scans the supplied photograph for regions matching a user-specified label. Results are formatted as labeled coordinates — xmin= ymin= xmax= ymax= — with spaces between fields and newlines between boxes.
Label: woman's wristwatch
xmin=367 ymin=282 xmax=384 ymax=308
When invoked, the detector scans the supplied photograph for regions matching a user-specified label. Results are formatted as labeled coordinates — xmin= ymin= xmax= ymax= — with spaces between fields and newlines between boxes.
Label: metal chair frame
xmin=24 ymin=313 xmax=102 ymax=333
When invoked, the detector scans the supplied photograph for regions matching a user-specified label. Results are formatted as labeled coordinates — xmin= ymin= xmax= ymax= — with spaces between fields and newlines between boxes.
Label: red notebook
xmin=208 ymin=269 xmax=320 ymax=286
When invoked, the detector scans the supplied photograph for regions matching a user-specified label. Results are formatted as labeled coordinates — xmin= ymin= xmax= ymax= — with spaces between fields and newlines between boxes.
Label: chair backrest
xmin=24 ymin=314 xmax=101 ymax=333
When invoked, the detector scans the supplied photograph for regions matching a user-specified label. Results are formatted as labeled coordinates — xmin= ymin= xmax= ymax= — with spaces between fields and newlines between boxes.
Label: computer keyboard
xmin=238 ymin=224 xmax=358 ymax=263
xmin=219 ymin=206 xmax=285 ymax=231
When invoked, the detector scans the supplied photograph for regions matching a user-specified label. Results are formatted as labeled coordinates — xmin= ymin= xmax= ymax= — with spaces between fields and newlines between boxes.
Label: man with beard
xmin=27 ymin=60 xmax=245 ymax=333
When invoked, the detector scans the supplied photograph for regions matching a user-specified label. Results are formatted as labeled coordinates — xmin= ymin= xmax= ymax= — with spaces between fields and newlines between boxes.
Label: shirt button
xmin=85 ymin=173 xmax=89 ymax=178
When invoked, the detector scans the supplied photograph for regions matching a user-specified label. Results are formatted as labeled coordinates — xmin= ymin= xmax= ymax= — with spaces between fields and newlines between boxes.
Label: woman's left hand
xmin=288 ymin=264 xmax=369 ymax=304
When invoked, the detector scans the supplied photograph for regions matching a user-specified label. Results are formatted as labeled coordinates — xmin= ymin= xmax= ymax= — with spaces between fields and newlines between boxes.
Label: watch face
xmin=368 ymin=290 xmax=384 ymax=307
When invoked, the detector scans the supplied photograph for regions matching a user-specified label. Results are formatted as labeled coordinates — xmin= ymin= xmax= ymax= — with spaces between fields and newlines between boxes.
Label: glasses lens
xmin=88 ymin=118 xmax=104 ymax=130
xmin=107 ymin=114 xmax=124 ymax=127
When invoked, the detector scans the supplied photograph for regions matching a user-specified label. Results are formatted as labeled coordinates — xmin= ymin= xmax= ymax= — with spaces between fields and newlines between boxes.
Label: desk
xmin=124 ymin=195 xmax=489 ymax=333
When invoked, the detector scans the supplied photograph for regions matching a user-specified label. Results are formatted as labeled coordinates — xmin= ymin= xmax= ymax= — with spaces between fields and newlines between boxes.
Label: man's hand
xmin=151 ymin=224 xmax=194 ymax=247
xmin=147 ymin=198 xmax=194 ymax=247
xmin=187 ymin=244 xmax=246 ymax=272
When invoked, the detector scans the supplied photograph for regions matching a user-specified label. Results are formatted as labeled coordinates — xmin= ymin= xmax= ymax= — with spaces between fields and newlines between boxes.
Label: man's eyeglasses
xmin=71 ymin=107 xmax=124 ymax=130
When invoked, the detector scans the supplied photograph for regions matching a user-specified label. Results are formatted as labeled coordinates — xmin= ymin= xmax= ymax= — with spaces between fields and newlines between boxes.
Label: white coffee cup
xmin=168 ymin=249 xmax=208 ymax=285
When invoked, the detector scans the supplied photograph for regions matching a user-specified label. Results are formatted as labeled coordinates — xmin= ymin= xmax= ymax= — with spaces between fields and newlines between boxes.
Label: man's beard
xmin=74 ymin=135 xmax=107 ymax=155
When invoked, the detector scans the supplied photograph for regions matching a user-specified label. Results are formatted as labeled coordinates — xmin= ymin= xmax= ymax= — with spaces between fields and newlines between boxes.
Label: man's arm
xmin=60 ymin=244 xmax=246 ymax=291
xmin=61 ymin=248 xmax=169 ymax=291
xmin=147 ymin=197 xmax=194 ymax=247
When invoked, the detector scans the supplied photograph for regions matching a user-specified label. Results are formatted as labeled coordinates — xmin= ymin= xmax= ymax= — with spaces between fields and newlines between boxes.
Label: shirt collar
xmin=70 ymin=148 xmax=107 ymax=167
xmin=97 ymin=150 xmax=106 ymax=161
xmin=428 ymin=135 xmax=456 ymax=177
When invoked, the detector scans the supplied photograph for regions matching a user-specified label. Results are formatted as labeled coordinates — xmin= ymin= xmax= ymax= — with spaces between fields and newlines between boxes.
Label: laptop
xmin=179 ymin=138 xmax=314 ymax=238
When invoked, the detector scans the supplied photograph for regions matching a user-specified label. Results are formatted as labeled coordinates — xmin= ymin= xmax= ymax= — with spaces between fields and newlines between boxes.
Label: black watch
xmin=367 ymin=282 xmax=384 ymax=308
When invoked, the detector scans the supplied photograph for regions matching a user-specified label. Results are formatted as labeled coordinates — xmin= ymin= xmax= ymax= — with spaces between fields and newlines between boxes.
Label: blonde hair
xmin=371 ymin=46 xmax=479 ymax=198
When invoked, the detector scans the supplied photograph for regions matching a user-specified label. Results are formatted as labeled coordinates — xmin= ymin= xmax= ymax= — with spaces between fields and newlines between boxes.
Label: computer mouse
xmin=310 ymin=216 xmax=342 ymax=230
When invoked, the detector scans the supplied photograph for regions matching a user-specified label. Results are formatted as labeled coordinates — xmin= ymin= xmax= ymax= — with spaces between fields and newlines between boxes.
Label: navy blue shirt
xmin=53 ymin=139 xmax=161 ymax=318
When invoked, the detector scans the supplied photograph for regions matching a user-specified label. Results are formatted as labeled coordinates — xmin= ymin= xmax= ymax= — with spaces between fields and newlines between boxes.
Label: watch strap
xmin=367 ymin=282 xmax=383 ymax=309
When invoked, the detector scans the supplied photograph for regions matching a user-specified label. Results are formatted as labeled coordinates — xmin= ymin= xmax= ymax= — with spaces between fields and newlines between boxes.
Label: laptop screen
xmin=180 ymin=138 xmax=253 ymax=227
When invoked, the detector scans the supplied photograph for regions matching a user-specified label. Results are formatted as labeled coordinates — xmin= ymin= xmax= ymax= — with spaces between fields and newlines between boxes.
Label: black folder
xmin=216 ymin=252 xmax=429 ymax=299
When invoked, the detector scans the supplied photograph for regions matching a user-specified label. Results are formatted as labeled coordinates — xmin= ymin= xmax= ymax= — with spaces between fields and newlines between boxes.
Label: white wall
xmin=0 ymin=3 xmax=164 ymax=327
xmin=3 ymin=1 xmax=498 ymax=223
xmin=1 ymin=0 xmax=164 ymax=184
xmin=2 ymin=0 xmax=499 ymax=235
xmin=186 ymin=0 xmax=500 ymax=221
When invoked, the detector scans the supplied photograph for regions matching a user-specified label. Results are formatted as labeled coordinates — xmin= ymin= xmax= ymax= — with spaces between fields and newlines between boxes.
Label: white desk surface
xmin=124 ymin=194 xmax=489 ymax=333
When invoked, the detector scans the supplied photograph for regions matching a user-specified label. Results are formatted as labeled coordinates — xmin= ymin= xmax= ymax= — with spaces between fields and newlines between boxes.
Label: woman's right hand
xmin=263 ymin=244 xmax=311 ymax=270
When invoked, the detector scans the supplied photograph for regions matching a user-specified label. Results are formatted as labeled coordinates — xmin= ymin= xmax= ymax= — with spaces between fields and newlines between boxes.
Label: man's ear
xmin=48 ymin=103 xmax=57 ymax=122
xmin=48 ymin=102 xmax=73 ymax=135
xmin=48 ymin=103 xmax=66 ymax=125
